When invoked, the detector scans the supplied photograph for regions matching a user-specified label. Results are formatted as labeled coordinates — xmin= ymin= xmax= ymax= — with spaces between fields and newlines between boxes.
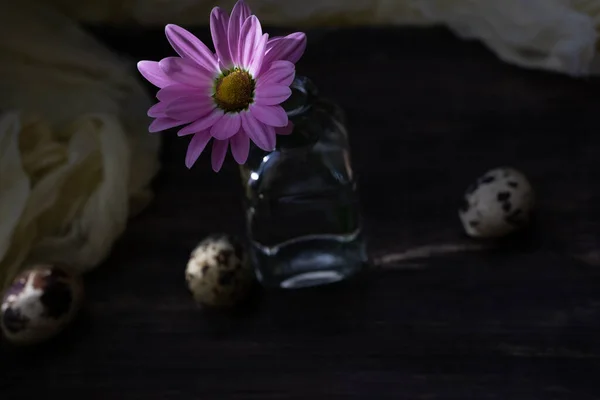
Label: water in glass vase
xmin=240 ymin=77 xmax=367 ymax=289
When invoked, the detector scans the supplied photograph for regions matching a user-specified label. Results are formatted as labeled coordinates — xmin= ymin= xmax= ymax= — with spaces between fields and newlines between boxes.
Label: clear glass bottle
xmin=240 ymin=76 xmax=368 ymax=289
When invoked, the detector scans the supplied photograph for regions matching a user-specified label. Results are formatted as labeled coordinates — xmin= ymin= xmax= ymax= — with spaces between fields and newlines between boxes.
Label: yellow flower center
xmin=213 ymin=69 xmax=255 ymax=113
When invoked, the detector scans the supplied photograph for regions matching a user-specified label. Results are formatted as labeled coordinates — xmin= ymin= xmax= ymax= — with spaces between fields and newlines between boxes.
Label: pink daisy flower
xmin=137 ymin=0 xmax=307 ymax=172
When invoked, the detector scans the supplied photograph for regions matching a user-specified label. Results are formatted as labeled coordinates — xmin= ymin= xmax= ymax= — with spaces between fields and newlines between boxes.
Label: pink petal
xmin=256 ymin=60 xmax=295 ymax=87
xmin=254 ymin=85 xmax=292 ymax=106
xmin=157 ymin=85 xmax=197 ymax=102
xmin=211 ymin=139 xmax=229 ymax=172
xmin=275 ymin=121 xmax=294 ymax=136
xmin=210 ymin=7 xmax=232 ymax=69
xmin=266 ymin=36 xmax=283 ymax=47
xmin=210 ymin=113 xmax=241 ymax=140
xmin=137 ymin=61 xmax=172 ymax=88
xmin=147 ymin=102 xmax=167 ymax=118
xmin=227 ymin=0 xmax=252 ymax=65
xmin=185 ymin=131 xmax=212 ymax=169
xmin=248 ymin=33 xmax=268 ymax=77
xmin=165 ymin=24 xmax=219 ymax=74
xmin=241 ymin=112 xmax=275 ymax=151
xmin=260 ymin=32 xmax=306 ymax=74
xmin=230 ymin=131 xmax=250 ymax=164
xmin=234 ymin=0 xmax=252 ymax=16
xmin=250 ymin=104 xmax=288 ymax=127
xmin=178 ymin=108 xmax=224 ymax=136
xmin=159 ymin=57 xmax=215 ymax=89
xmin=165 ymin=96 xmax=216 ymax=122
xmin=149 ymin=117 xmax=184 ymax=133
xmin=239 ymin=16 xmax=262 ymax=69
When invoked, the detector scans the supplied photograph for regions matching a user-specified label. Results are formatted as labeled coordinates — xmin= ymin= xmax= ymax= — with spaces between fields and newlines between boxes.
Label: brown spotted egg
xmin=185 ymin=234 xmax=254 ymax=308
xmin=1 ymin=265 xmax=84 ymax=345
xmin=459 ymin=167 xmax=534 ymax=238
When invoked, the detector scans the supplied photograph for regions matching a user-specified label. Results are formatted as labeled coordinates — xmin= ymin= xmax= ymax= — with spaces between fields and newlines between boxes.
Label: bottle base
xmin=250 ymin=231 xmax=367 ymax=289
xmin=279 ymin=270 xmax=348 ymax=289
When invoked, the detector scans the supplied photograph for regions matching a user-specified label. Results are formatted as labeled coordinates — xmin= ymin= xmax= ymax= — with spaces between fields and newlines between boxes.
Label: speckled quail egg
xmin=459 ymin=167 xmax=534 ymax=238
xmin=185 ymin=234 xmax=254 ymax=308
xmin=1 ymin=265 xmax=84 ymax=345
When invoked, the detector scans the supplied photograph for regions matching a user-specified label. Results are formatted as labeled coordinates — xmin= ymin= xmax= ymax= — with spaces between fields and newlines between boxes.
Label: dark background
xmin=2 ymin=26 xmax=600 ymax=399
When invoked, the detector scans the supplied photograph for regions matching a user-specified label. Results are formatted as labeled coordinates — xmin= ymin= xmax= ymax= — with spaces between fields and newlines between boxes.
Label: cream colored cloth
xmin=0 ymin=0 xmax=160 ymax=289
xmin=43 ymin=0 xmax=600 ymax=76
xmin=419 ymin=0 xmax=599 ymax=77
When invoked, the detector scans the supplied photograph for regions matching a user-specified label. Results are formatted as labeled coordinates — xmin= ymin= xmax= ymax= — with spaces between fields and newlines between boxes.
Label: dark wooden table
xmin=2 ymin=26 xmax=600 ymax=399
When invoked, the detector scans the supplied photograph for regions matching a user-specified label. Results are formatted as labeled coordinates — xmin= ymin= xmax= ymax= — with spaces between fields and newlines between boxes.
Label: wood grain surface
xmin=2 ymin=26 xmax=600 ymax=399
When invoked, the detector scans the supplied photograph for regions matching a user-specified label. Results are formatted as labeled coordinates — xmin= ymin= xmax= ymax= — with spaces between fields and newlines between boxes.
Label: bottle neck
xmin=277 ymin=76 xmax=320 ymax=150
xmin=283 ymin=76 xmax=318 ymax=117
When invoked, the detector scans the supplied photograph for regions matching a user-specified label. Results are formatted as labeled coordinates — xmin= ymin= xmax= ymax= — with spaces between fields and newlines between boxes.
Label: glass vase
xmin=240 ymin=76 xmax=368 ymax=289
